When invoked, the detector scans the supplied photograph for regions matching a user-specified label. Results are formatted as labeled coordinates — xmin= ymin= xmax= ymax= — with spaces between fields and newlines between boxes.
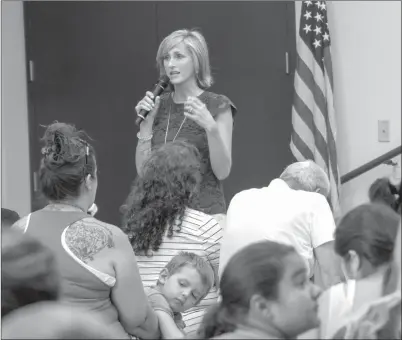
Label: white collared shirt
xmin=218 ymin=179 xmax=336 ymax=278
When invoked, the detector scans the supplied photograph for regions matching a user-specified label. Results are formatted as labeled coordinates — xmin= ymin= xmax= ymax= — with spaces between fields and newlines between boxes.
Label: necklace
xmin=164 ymin=94 xmax=187 ymax=144
xmin=47 ymin=201 xmax=87 ymax=213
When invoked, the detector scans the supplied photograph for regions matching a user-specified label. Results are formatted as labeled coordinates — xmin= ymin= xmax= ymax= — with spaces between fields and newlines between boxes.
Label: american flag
xmin=290 ymin=0 xmax=340 ymax=216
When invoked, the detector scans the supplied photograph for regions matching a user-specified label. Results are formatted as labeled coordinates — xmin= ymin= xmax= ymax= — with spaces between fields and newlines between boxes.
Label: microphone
xmin=135 ymin=75 xmax=170 ymax=126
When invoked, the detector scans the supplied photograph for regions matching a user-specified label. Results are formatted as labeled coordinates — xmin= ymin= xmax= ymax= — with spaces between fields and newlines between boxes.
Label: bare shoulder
xmin=64 ymin=217 xmax=128 ymax=263
xmin=11 ymin=215 xmax=29 ymax=232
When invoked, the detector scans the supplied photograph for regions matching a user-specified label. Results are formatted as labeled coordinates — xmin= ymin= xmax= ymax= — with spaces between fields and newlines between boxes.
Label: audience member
xmin=197 ymin=240 xmax=322 ymax=339
xmin=1 ymin=208 xmax=20 ymax=229
xmin=2 ymin=228 xmax=59 ymax=318
xmin=311 ymin=203 xmax=399 ymax=339
xmin=219 ymin=160 xmax=341 ymax=289
xmin=330 ymin=220 xmax=401 ymax=340
xmin=122 ymin=140 xmax=222 ymax=337
xmin=369 ymin=177 xmax=401 ymax=213
xmin=12 ymin=122 xmax=158 ymax=339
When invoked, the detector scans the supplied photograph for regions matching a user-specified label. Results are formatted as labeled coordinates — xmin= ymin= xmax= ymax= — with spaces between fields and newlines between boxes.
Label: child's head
xmin=198 ymin=241 xmax=321 ymax=339
xmin=158 ymin=252 xmax=214 ymax=313
xmin=1 ymin=208 xmax=20 ymax=229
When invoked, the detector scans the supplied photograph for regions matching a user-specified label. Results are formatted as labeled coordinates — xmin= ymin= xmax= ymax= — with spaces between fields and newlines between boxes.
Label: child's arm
xmin=155 ymin=310 xmax=185 ymax=339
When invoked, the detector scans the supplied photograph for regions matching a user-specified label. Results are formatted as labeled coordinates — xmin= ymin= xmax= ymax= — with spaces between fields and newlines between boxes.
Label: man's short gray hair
xmin=279 ymin=160 xmax=330 ymax=197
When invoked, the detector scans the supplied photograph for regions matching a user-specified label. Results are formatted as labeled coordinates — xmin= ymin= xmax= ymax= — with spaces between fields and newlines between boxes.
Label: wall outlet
xmin=378 ymin=120 xmax=390 ymax=142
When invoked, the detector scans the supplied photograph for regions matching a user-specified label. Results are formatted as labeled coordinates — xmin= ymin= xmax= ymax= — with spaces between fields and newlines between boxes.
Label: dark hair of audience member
xmin=39 ymin=122 xmax=96 ymax=201
xmin=121 ymin=140 xmax=201 ymax=253
xmin=335 ymin=203 xmax=399 ymax=277
xmin=1 ymin=228 xmax=60 ymax=317
xmin=369 ymin=177 xmax=401 ymax=213
xmin=196 ymin=241 xmax=296 ymax=339
xmin=1 ymin=208 xmax=20 ymax=228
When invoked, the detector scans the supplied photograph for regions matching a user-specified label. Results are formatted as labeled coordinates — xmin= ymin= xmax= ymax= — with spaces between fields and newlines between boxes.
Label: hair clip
xmin=41 ymin=144 xmax=56 ymax=156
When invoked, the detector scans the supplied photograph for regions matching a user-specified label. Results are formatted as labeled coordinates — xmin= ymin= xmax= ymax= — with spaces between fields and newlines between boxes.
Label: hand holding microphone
xmin=135 ymin=75 xmax=170 ymax=126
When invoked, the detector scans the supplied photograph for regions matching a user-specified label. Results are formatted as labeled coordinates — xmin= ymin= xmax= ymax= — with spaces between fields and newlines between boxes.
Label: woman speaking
xmin=134 ymin=29 xmax=237 ymax=223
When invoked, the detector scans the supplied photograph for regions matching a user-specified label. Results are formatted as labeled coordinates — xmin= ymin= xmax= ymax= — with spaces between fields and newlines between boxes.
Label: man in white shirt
xmin=219 ymin=160 xmax=341 ymax=289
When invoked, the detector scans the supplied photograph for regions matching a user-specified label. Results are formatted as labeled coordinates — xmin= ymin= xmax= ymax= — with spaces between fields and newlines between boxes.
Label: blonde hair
xmin=156 ymin=29 xmax=213 ymax=90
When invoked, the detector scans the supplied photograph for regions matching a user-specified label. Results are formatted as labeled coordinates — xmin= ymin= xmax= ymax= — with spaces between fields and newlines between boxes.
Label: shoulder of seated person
xmin=295 ymin=190 xmax=330 ymax=207
xmin=228 ymin=188 xmax=262 ymax=206
xmin=11 ymin=216 xmax=29 ymax=231
xmin=71 ymin=217 xmax=129 ymax=242
xmin=185 ymin=207 xmax=213 ymax=219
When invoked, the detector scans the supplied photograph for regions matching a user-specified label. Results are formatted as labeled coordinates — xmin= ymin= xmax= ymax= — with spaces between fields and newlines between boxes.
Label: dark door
xmin=24 ymin=1 xmax=295 ymax=225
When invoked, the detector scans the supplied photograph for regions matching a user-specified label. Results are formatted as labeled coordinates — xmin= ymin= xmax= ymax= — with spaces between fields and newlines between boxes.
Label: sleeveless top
xmin=152 ymin=91 xmax=237 ymax=215
xmin=22 ymin=210 xmax=130 ymax=339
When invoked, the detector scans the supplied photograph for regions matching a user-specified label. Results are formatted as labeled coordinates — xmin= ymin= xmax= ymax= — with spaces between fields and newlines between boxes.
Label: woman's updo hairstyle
xmin=38 ymin=122 xmax=96 ymax=201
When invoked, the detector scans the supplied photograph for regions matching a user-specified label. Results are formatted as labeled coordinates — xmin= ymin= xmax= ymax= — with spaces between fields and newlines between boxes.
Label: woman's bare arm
xmin=111 ymin=228 xmax=160 ymax=338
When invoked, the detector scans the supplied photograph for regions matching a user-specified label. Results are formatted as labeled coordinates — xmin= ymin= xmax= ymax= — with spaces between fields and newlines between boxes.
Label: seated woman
xmin=196 ymin=240 xmax=322 ymax=339
xmin=2 ymin=228 xmax=59 ymax=318
xmin=310 ymin=203 xmax=400 ymax=339
xmin=12 ymin=122 xmax=158 ymax=339
xmin=331 ymin=221 xmax=401 ymax=340
xmin=121 ymin=140 xmax=222 ymax=337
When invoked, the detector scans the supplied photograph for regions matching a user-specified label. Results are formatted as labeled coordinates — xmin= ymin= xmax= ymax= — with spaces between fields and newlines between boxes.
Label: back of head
xmin=1 ymin=228 xmax=60 ymax=317
xmin=156 ymin=28 xmax=213 ymax=89
xmin=198 ymin=241 xmax=295 ymax=338
xmin=1 ymin=208 xmax=20 ymax=228
xmin=335 ymin=203 xmax=399 ymax=274
xmin=369 ymin=177 xmax=400 ymax=213
xmin=166 ymin=252 xmax=214 ymax=293
xmin=39 ymin=121 xmax=96 ymax=201
xmin=2 ymin=302 xmax=116 ymax=339
xmin=122 ymin=140 xmax=201 ymax=253
xmin=279 ymin=160 xmax=330 ymax=197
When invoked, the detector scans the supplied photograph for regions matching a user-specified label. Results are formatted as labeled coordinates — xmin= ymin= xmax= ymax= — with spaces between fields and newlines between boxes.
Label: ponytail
xmin=196 ymin=303 xmax=237 ymax=339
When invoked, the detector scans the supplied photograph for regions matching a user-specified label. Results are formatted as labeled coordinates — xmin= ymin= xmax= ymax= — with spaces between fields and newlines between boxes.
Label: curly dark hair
xmin=121 ymin=140 xmax=202 ymax=253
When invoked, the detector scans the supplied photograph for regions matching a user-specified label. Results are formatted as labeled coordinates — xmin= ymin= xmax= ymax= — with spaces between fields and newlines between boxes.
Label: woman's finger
xmin=145 ymin=91 xmax=155 ymax=99
xmin=140 ymin=101 xmax=153 ymax=112
xmin=143 ymin=96 xmax=155 ymax=107
xmin=190 ymin=97 xmax=205 ymax=109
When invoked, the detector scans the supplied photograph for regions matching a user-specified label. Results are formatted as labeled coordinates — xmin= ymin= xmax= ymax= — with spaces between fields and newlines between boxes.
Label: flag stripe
xmin=290 ymin=138 xmax=307 ymax=162
xmin=323 ymin=47 xmax=334 ymax=91
xmin=297 ymin=39 xmax=326 ymax=94
xmin=294 ymin=66 xmax=327 ymax=139
xmin=296 ymin=55 xmax=329 ymax=137
xmin=291 ymin=131 xmax=315 ymax=161
xmin=293 ymin=90 xmax=330 ymax=170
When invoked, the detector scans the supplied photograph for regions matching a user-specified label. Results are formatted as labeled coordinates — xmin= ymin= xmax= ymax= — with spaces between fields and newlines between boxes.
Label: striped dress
xmin=136 ymin=207 xmax=222 ymax=336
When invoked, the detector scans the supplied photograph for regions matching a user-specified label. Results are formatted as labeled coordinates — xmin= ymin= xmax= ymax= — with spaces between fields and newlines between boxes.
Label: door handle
xmin=285 ymin=52 xmax=290 ymax=75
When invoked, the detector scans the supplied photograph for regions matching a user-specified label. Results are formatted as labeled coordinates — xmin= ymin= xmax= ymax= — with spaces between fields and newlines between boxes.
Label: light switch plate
xmin=378 ymin=120 xmax=390 ymax=142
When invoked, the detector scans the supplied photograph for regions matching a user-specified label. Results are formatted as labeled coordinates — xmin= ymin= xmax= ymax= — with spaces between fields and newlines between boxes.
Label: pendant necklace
xmin=164 ymin=93 xmax=187 ymax=144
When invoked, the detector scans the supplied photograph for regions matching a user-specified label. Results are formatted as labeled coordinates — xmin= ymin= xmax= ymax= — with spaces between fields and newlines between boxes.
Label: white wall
xmin=296 ymin=1 xmax=401 ymax=213
xmin=1 ymin=1 xmax=31 ymax=216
